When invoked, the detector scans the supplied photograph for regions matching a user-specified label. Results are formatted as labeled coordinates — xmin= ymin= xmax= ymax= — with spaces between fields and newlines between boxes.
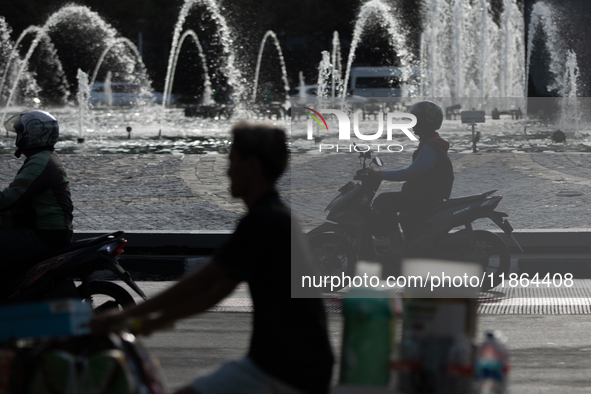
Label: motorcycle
xmin=0 ymin=231 xmax=147 ymax=311
xmin=306 ymin=149 xmax=523 ymax=290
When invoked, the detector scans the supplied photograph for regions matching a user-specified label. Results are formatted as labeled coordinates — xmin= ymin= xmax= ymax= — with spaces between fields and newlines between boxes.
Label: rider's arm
xmin=379 ymin=144 xmax=437 ymax=182
xmin=91 ymin=260 xmax=239 ymax=335
xmin=0 ymin=153 xmax=50 ymax=210
xmin=92 ymin=213 xmax=263 ymax=335
xmin=137 ymin=261 xmax=238 ymax=332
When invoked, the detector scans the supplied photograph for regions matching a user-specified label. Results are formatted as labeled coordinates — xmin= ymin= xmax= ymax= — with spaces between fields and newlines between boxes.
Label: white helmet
xmin=4 ymin=110 xmax=59 ymax=153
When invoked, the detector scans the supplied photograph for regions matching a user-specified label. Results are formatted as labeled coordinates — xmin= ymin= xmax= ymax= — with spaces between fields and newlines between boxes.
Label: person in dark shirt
xmin=91 ymin=121 xmax=334 ymax=394
xmin=370 ymin=101 xmax=454 ymax=248
xmin=0 ymin=110 xmax=73 ymax=265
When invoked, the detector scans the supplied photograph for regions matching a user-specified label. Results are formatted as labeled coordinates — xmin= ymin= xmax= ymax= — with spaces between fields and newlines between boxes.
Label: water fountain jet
xmin=316 ymin=51 xmax=331 ymax=108
xmin=76 ymin=69 xmax=90 ymax=143
xmin=1 ymin=5 xmax=149 ymax=124
xmin=89 ymin=37 xmax=143 ymax=89
xmin=162 ymin=0 xmax=242 ymax=108
xmin=330 ymin=31 xmax=342 ymax=100
xmin=559 ymin=50 xmax=580 ymax=136
xmin=341 ymin=0 xmax=414 ymax=104
xmin=0 ymin=26 xmax=45 ymax=102
xmin=104 ymin=71 xmax=113 ymax=107
xmin=524 ymin=1 xmax=565 ymax=133
xmin=251 ymin=30 xmax=290 ymax=105
xmin=526 ymin=2 xmax=563 ymax=97
xmin=167 ymin=29 xmax=213 ymax=106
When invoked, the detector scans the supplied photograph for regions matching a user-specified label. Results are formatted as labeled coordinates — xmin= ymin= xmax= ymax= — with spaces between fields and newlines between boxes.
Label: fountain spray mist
xmin=421 ymin=0 xmax=524 ymax=100
xmin=167 ymin=29 xmax=213 ymax=105
xmin=524 ymin=1 xmax=563 ymax=133
xmin=331 ymin=31 xmax=342 ymax=100
xmin=341 ymin=0 xmax=413 ymax=104
xmin=526 ymin=2 xmax=563 ymax=97
xmin=317 ymin=51 xmax=331 ymax=108
xmin=76 ymin=69 xmax=90 ymax=143
xmin=298 ymin=71 xmax=306 ymax=100
xmin=162 ymin=0 xmax=242 ymax=107
xmin=104 ymin=71 xmax=113 ymax=107
xmin=559 ymin=50 xmax=580 ymax=136
xmin=89 ymin=37 xmax=143 ymax=89
xmin=252 ymin=30 xmax=290 ymax=105
xmin=1 ymin=5 xmax=148 ymax=124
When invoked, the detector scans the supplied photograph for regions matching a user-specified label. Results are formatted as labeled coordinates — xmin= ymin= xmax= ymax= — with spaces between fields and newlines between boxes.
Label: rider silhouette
xmin=370 ymin=100 xmax=454 ymax=248
xmin=0 ymin=110 xmax=73 ymax=266
xmin=91 ymin=122 xmax=334 ymax=394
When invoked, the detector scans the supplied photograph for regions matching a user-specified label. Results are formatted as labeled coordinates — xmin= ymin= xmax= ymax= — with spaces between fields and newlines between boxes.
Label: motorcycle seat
xmin=54 ymin=231 xmax=125 ymax=256
xmin=0 ymin=231 xmax=126 ymax=301
xmin=15 ymin=231 xmax=125 ymax=274
xmin=438 ymin=194 xmax=486 ymax=209
xmin=399 ymin=192 xmax=490 ymax=223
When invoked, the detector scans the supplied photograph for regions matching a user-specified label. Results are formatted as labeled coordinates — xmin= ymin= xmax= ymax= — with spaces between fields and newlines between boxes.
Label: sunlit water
xmin=290 ymin=116 xmax=591 ymax=155
xmin=0 ymin=106 xmax=246 ymax=155
xmin=1 ymin=103 xmax=590 ymax=155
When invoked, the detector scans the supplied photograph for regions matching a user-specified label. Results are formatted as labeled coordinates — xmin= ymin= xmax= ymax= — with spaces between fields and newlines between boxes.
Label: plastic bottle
xmin=475 ymin=331 xmax=510 ymax=394
xmin=339 ymin=288 xmax=393 ymax=387
xmin=392 ymin=336 xmax=421 ymax=393
xmin=444 ymin=336 xmax=474 ymax=394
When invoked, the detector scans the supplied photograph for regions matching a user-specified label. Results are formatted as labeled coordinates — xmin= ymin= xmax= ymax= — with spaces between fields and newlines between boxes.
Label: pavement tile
xmin=1 ymin=151 xmax=591 ymax=231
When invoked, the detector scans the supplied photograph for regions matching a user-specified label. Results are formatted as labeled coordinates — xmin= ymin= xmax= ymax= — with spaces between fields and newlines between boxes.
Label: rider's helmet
xmin=409 ymin=101 xmax=443 ymax=132
xmin=4 ymin=110 xmax=59 ymax=157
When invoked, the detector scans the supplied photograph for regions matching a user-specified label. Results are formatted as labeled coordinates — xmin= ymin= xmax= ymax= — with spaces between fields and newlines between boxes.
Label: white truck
xmin=348 ymin=67 xmax=420 ymax=97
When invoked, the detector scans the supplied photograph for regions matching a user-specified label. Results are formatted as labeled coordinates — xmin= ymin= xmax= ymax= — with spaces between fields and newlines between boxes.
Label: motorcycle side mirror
xmin=372 ymin=157 xmax=384 ymax=167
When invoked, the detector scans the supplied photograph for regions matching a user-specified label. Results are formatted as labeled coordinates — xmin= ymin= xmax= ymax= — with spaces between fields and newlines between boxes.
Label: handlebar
xmin=354 ymin=168 xmax=378 ymax=181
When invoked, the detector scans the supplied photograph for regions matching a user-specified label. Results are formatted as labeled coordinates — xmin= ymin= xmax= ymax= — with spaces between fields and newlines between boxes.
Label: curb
xmin=74 ymin=231 xmax=231 ymax=278
xmin=74 ymin=230 xmax=231 ymax=253
xmin=75 ymin=229 xmax=591 ymax=254
xmin=498 ymin=229 xmax=591 ymax=254
xmin=75 ymin=229 xmax=591 ymax=278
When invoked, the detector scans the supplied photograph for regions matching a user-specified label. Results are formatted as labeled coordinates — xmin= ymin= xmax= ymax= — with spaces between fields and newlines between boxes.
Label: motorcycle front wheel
xmin=472 ymin=230 xmax=511 ymax=291
xmin=77 ymin=280 xmax=136 ymax=313
xmin=308 ymin=233 xmax=357 ymax=285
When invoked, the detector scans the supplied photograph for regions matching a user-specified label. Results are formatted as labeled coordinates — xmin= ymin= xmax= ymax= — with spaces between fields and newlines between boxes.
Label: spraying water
xmin=501 ymin=0 xmax=525 ymax=97
xmin=451 ymin=0 xmax=465 ymax=98
xmin=559 ymin=50 xmax=580 ymax=136
xmin=524 ymin=1 xmax=563 ymax=133
xmin=299 ymin=72 xmax=306 ymax=95
xmin=331 ymin=31 xmax=342 ymax=100
xmin=421 ymin=0 xmax=525 ymax=100
xmin=341 ymin=0 xmax=414 ymax=104
xmin=422 ymin=0 xmax=451 ymax=98
xmin=1 ymin=5 xmax=148 ymax=124
xmin=526 ymin=2 xmax=563 ymax=97
xmin=167 ymin=29 xmax=213 ymax=105
xmin=89 ymin=37 xmax=143 ymax=89
xmin=0 ymin=25 xmax=43 ymax=103
xmin=251 ymin=30 xmax=290 ymax=104
xmin=162 ymin=0 xmax=242 ymax=107
xmin=76 ymin=69 xmax=90 ymax=142
xmin=104 ymin=71 xmax=113 ymax=107
xmin=2 ymin=29 xmax=46 ymax=125
xmin=317 ymin=51 xmax=331 ymax=108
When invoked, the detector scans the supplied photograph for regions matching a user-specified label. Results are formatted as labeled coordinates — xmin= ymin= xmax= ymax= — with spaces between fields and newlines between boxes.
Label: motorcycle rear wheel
xmin=308 ymin=233 xmax=357 ymax=286
xmin=77 ymin=280 xmax=136 ymax=313
xmin=472 ymin=230 xmax=511 ymax=291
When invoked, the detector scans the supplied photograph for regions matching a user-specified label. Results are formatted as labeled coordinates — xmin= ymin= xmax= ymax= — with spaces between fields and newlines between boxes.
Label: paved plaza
xmin=113 ymin=281 xmax=591 ymax=393
xmin=5 ymin=150 xmax=586 ymax=392
xmin=2 ymin=150 xmax=591 ymax=232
